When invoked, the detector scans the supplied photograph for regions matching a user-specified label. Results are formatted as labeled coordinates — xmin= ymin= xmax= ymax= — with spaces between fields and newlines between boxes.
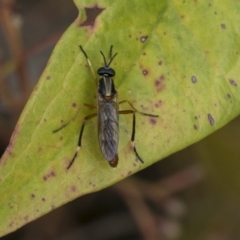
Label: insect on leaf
xmin=0 ymin=0 xmax=240 ymax=236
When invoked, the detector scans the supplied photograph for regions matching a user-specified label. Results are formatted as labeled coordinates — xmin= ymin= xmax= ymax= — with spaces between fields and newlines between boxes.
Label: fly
xmin=53 ymin=45 xmax=159 ymax=169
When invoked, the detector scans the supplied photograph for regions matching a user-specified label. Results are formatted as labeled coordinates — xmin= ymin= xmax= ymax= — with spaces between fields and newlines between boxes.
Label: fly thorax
xmin=98 ymin=76 xmax=116 ymax=97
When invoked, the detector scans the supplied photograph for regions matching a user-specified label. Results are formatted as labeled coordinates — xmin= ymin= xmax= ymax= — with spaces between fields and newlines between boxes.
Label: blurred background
xmin=0 ymin=0 xmax=240 ymax=239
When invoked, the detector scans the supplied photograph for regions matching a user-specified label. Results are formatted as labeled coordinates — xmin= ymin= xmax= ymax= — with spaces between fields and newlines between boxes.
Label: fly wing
xmin=98 ymin=94 xmax=119 ymax=163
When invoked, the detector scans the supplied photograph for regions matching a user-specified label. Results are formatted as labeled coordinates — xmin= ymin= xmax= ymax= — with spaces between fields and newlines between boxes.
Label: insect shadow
xmin=53 ymin=45 xmax=159 ymax=169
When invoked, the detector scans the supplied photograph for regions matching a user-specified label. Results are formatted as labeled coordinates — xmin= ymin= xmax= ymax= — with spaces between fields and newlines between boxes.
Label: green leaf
xmin=0 ymin=0 xmax=240 ymax=236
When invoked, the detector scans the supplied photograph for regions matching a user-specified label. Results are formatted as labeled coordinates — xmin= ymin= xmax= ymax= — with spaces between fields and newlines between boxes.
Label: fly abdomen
xmin=98 ymin=97 xmax=119 ymax=166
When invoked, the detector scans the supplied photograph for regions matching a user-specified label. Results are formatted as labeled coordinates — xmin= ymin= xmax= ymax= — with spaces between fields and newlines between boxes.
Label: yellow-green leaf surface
xmin=1 ymin=0 xmax=240 ymax=236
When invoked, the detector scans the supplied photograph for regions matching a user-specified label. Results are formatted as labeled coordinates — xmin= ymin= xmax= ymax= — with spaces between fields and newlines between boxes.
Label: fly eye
xmin=97 ymin=67 xmax=115 ymax=77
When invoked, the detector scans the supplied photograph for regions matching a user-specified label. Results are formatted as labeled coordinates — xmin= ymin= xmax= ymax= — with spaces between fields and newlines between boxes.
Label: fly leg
xmin=67 ymin=113 xmax=97 ymax=169
xmin=118 ymin=110 xmax=145 ymax=163
xmin=119 ymin=100 xmax=159 ymax=117
xmin=118 ymin=101 xmax=158 ymax=163
xmin=52 ymin=104 xmax=96 ymax=133
xmin=79 ymin=45 xmax=98 ymax=86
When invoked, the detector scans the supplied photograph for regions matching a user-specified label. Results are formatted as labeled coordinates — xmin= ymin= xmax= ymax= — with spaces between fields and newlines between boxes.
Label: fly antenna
xmin=100 ymin=51 xmax=108 ymax=67
xmin=107 ymin=52 xmax=118 ymax=67
xmin=100 ymin=46 xmax=118 ymax=68
xmin=109 ymin=45 xmax=113 ymax=59
xmin=108 ymin=45 xmax=118 ymax=67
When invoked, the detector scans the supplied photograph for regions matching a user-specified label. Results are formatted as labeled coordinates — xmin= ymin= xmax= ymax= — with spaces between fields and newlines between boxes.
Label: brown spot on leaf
xmin=30 ymin=194 xmax=35 ymax=199
xmin=80 ymin=5 xmax=105 ymax=27
xmin=207 ymin=114 xmax=215 ymax=125
xmin=229 ymin=79 xmax=237 ymax=87
xmin=221 ymin=23 xmax=226 ymax=29
xmin=160 ymin=75 xmax=165 ymax=80
xmin=191 ymin=75 xmax=197 ymax=83
xmin=72 ymin=102 xmax=77 ymax=107
xmin=71 ymin=186 xmax=77 ymax=192
xmin=43 ymin=171 xmax=56 ymax=181
xmin=155 ymin=75 xmax=165 ymax=92
xmin=140 ymin=104 xmax=149 ymax=112
xmin=227 ymin=93 xmax=231 ymax=98
xmin=149 ymin=118 xmax=157 ymax=125
xmin=89 ymin=181 xmax=96 ymax=187
xmin=154 ymin=100 xmax=162 ymax=108
xmin=140 ymin=35 xmax=148 ymax=43
xmin=193 ymin=125 xmax=198 ymax=130
xmin=46 ymin=75 xmax=51 ymax=80
xmin=158 ymin=60 xmax=163 ymax=66
xmin=9 ymin=222 xmax=14 ymax=227
xmin=142 ymin=69 xmax=148 ymax=76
